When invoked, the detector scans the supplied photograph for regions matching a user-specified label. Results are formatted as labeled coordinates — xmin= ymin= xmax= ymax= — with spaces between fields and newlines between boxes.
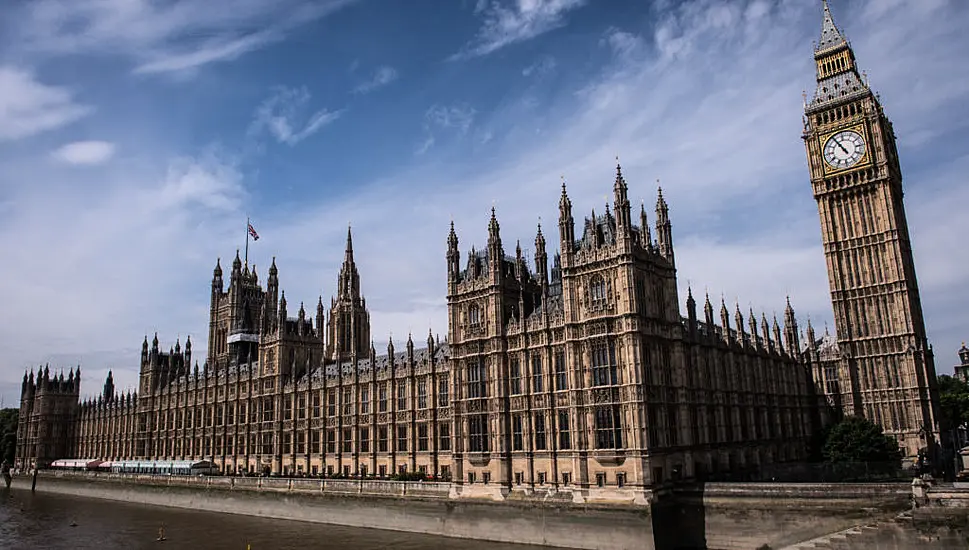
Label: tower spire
xmin=817 ymin=0 xmax=847 ymax=53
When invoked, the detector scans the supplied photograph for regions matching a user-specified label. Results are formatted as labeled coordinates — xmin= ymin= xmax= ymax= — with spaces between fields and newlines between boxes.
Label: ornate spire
xmin=817 ymin=0 xmax=847 ymax=53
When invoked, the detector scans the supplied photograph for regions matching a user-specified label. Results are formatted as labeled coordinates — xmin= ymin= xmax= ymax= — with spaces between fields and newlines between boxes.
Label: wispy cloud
xmin=10 ymin=0 xmax=357 ymax=76
xmin=51 ymin=141 xmax=116 ymax=166
xmin=416 ymin=104 xmax=476 ymax=154
xmin=354 ymin=66 xmax=399 ymax=94
xmin=522 ymin=55 xmax=557 ymax=77
xmin=0 ymin=67 xmax=92 ymax=141
xmin=249 ymin=87 xmax=344 ymax=146
xmin=452 ymin=0 xmax=587 ymax=60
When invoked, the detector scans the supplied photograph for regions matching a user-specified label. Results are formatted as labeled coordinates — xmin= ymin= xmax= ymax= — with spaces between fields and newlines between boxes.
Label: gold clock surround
xmin=819 ymin=123 xmax=870 ymax=175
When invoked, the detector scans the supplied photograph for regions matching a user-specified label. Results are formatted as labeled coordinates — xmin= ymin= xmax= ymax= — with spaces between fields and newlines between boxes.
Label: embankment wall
xmin=12 ymin=473 xmax=913 ymax=550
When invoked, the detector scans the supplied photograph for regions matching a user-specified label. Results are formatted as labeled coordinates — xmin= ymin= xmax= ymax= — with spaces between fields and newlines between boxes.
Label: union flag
xmin=248 ymin=222 xmax=259 ymax=241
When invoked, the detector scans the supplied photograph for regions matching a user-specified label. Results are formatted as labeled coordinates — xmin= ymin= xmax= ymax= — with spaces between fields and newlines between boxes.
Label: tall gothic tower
xmin=326 ymin=226 xmax=371 ymax=362
xmin=802 ymin=1 xmax=939 ymax=457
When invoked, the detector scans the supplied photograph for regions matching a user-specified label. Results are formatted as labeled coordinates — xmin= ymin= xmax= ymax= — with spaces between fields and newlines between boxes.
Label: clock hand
xmin=833 ymin=138 xmax=850 ymax=156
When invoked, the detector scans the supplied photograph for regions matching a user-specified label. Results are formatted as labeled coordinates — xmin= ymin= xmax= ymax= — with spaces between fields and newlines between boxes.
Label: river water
xmin=0 ymin=487 xmax=548 ymax=550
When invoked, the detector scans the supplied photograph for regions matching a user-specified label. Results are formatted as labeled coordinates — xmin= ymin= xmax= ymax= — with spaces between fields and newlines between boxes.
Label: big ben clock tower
xmin=802 ymin=1 xmax=941 ymax=460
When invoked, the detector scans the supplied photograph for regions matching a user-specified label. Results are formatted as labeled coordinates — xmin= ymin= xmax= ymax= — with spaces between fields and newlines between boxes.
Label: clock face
xmin=823 ymin=130 xmax=866 ymax=169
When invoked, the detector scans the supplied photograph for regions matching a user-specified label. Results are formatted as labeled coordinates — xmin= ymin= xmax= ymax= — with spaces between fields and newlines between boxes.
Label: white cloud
xmin=52 ymin=141 xmax=116 ymax=165
xmin=452 ymin=0 xmax=587 ymax=60
xmin=416 ymin=104 xmax=476 ymax=155
xmin=354 ymin=66 xmax=399 ymax=94
xmin=0 ymin=67 xmax=92 ymax=141
xmin=522 ymin=55 xmax=556 ymax=77
xmin=249 ymin=87 xmax=344 ymax=146
xmin=8 ymin=0 xmax=358 ymax=76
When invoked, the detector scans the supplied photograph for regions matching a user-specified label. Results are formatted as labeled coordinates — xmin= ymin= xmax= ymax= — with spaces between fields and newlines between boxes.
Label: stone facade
xmin=16 ymin=3 xmax=943 ymax=489
xmin=15 ymin=166 xmax=820 ymax=498
xmin=801 ymin=1 xmax=941 ymax=458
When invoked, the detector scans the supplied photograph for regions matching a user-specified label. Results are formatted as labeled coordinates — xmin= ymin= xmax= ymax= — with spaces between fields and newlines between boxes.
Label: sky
xmin=0 ymin=0 xmax=967 ymax=404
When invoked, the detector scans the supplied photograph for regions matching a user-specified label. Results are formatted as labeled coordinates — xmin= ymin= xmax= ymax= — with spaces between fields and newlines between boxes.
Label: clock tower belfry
xmin=802 ymin=1 xmax=940 ymax=460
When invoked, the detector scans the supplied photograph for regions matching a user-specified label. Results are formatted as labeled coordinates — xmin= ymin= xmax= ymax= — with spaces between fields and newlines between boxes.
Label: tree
xmin=937 ymin=375 xmax=969 ymax=433
xmin=822 ymin=415 xmax=902 ymax=465
xmin=0 ymin=408 xmax=17 ymax=464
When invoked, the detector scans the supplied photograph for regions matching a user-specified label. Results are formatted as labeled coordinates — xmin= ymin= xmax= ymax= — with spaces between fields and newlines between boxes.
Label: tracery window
xmin=592 ymin=340 xmax=618 ymax=386
xmin=510 ymin=358 xmax=522 ymax=395
xmin=468 ymin=414 xmax=489 ymax=452
xmin=590 ymin=275 xmax=607 ymax=308
xmin=595 ymin=405 xmax=623 ymax=449
xmin=467 ymin=357 xmax=487 ymax=399
xmin=468 ymin=304 xmax=482 ymax=328
xmin=554 ymin=351 xmax=567 ymax=391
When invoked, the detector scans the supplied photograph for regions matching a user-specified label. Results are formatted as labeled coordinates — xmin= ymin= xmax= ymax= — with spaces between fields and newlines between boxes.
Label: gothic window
xmin=359 ymin=428 xmax=370 ymax=453
xmin=534 ymin=414 xmax=546 ymax=451
xmin=342 ymin=428 xmax=352 ymax=453
xmin=510 ymin=358 xmax=522 ymax=395
xmin=589 ymin=275 xmax=607 ymax=308
xmin=467 ymin=357 xmax=487 ymax=399
xmin=592 ymin=340 xmax=618 ymax=386
xmin=397 ymin=426 xmax=408 ymax=452
xmin=327 ymin=390 xmax=336 ymax=416
xmin=397 ymin=382 xmax=407 ymax=410
xmin=326 ymin=430 xmax=336 ymax=453
xmin=378 ymin=426 xmax=388 ymax=452
xmin=557 ymin=411 xmax=571 ymax=449
xmin=417 ymin=423 xmax=429 ymax=451
xmin=417 ymin=379 xmax=428 ymax=409
xmin=439 ymin=423 xmax=451 ymax=451
xmin=468 ymin=304 xmax=482 ymax=328
xmin=468 ymin=414 xmax=489 ymax=452
xmin=532 ymin=355 xmax=543 ymax=393
xmin=512 ymin=414 xmax=524 ymax=451
xmin=595 ymin=406 xmax=623 ymax=449
xmin=342 ymin=388 xmax=352 ymax=416
xmin=437 ymin=376 xmax=449 ymax=407
xmin=554 ymin=350 xmax=567 ymax=391
xmin=360 ymin=388 xmax=370 ymax=413
xmin=378 ymin=383 xmax=388 ymax=412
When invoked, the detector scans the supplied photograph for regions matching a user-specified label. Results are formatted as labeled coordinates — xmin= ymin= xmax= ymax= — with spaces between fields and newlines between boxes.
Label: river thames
xmin=0 ymin=487 xmax=551 ymax=549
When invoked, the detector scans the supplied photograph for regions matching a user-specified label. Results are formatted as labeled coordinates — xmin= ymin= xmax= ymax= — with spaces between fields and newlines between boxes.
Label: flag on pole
xmin=248 ymin=222 xmax=260 ymax=241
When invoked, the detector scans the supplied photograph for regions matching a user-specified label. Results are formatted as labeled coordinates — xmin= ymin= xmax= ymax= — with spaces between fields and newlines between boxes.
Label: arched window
xmin=589 ymin=275 xmax=607 ymax=308
xmin=468 ymin=304 xmax=482 ymax=328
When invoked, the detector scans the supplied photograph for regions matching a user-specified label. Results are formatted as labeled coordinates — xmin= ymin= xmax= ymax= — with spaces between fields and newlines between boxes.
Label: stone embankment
xmin=14 ymin=472 xmax=953 ymax=550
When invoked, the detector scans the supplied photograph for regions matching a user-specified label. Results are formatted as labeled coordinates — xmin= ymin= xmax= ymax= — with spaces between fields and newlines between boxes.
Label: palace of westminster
xmin=15 ymin=3 xmax=945 ymax=496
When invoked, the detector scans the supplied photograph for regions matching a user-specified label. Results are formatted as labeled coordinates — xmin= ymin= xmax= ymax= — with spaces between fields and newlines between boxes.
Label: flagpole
xmin=245 ymin=216 xmax=250 ymax=267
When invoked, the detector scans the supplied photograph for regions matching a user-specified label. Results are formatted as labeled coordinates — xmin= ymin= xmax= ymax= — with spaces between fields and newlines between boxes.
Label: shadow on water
xmin=0 ymin=487 xmax=552 ymax=550
xmin=651 ymin=482 xmax=708 ymax=550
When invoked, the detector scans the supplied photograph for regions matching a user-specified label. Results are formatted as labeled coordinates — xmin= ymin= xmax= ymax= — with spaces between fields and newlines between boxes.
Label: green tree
xmin=822 ymin=415 xmax=902 ymax=465
xmin=0 ymin=408 xmax=17 ymax=464
xmin=937 ymin=375 xmax=969 ymax=433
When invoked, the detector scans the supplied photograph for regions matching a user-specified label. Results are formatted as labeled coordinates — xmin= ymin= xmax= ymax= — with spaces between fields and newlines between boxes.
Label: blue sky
xmin=0 ymin=0 xmax=967 ymax=403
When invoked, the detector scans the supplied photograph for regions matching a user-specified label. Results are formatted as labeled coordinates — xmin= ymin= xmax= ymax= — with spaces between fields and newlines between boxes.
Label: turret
xmin=558 ymin=180 xmax=575 ymax=264
xmin=720 ymin=297 xmax=732 ymax=343
xmin=735 ymin=304 xmax=746 ymax=343
xmin=783 ymin=297 xmax=801 ymax=356
xmin=387 ymin=335 xmax=395 ymax=358
xmin=748 ymin=308 xmax=759 ymax=347
xmin=640 ymin=202 xmax=653 ymax=251
xmin=686 ymin=287 xmax=698 ymax=339
xmin=613 ymin=160 xmax=632 ymax=239
xmin=278 ymin=291 xmax=288 ymax=333
xmin=185 ymin=335 xmax=192 ymax=365
xmin=406 ymin=332 xmax=414 ymax=362
xmin=141 ymin=335 xmax=149 ymax=364
xmin=212 ymin=258 xmax=223 ymax=295
xmin=703 ymin=292 xmax=715 ymax=330
xmin=447 ymin=221 xmax=460 ymax=283
xmin=102 ymin=370 xmax=115 ymax=402
xmin=427 ymin=328 xmax=435 ymax=354
xmin=760 ymin=312 xmax=771 ymax=352
xmin=655 ymin=185 xmax=674 ymax=265
xmin=806 ymin=318 xmax=817 ymax=353
xmin=316 ymin=296 xmax=326 ymax=340
xmin=772 ymin=315 xmax=784 ymax=354
xmin=487 ymin=207 xmax=503 ymax=280
xmin=535 ymin=223 xmax=548 ymax=290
